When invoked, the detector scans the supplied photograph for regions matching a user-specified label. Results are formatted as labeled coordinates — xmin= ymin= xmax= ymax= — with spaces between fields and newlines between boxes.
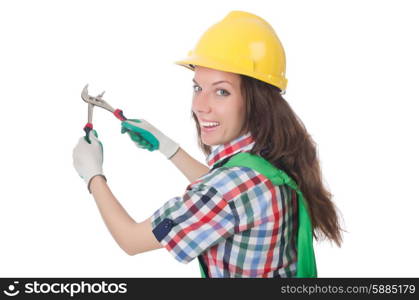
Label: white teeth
xmin=201 ymin=121 xmax=220 ymax=127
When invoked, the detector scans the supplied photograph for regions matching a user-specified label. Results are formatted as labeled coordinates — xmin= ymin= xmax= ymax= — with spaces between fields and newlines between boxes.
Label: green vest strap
xmin=199 ymin=152 xmax=317 ymax=278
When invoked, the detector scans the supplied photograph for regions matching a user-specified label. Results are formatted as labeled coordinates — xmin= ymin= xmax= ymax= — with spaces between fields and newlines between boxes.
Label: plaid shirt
xmin=151 ymin=133 xmax=298 ymax=277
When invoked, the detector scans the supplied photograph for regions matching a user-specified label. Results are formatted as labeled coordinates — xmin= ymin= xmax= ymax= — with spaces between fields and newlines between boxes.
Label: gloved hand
xmin=73 ymin=130 xmax=107 ymax=193
xmin=121 ymin=119 xmax=179 ymax=159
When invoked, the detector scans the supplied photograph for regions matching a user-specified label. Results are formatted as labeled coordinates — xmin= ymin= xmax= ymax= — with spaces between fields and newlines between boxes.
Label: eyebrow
xmin=192 ymin=78 xmax=233 ymax=86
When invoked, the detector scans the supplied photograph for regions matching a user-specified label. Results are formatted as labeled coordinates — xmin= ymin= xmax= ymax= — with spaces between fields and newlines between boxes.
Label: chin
xmin=201 ymin=135 xmax=221 ymax=147
xmin=201 ymin=134 xmax=231 ymax=147
xmin=201 ymin=138 xmax=217 ymax=146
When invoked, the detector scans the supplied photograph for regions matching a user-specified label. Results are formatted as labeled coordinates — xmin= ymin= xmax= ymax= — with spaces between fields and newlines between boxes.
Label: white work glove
xmin=121 ymin=119 xmax=180 ymax=159
xmin=73 ymin=130 xmax=106 ymax=193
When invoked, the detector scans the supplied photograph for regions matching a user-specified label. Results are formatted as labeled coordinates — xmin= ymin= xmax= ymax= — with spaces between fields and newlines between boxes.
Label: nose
xmin=192 ymin=92 xmax=211 ymax=114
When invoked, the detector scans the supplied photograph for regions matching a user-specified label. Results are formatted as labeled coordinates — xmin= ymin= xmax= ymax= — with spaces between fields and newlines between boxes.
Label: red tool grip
xmin=83 ymin=123 xmax=93 ymax=144
xmin=114 ymin=109 xmax=127 ymax=121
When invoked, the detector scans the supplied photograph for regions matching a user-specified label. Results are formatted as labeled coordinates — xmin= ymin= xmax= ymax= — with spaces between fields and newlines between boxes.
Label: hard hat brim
xmin=175 ymin=56 xmax=287 ymax=93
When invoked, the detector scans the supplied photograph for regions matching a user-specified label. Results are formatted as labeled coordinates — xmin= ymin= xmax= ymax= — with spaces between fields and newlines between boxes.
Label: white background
xmin=0 ymin=0 xmax=418 ymax=277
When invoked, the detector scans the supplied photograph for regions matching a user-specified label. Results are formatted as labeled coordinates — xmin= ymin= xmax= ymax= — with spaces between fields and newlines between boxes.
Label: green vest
xmin=199 ymin=152 xmax=317 ymax=278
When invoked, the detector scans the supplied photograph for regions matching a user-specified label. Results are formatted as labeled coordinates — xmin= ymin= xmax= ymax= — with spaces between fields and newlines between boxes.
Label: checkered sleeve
xmin=150 ymin=183 xmax=236 ymax=264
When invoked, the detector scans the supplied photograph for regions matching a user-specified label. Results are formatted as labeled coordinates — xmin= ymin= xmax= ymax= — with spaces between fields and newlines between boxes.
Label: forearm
xmin=169 ymin=147 xmax=209 ymax=182
xmin=89 ymin=175 xmax=136 ymax=254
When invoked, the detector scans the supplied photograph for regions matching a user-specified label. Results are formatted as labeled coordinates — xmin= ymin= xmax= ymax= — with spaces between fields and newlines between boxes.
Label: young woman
xmin=73 ymin=11 xmax=343 ymax=278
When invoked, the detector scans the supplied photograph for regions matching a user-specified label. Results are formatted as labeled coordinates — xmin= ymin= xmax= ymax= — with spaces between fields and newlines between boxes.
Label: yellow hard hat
xmin=175 ymin=11 xmax=288 ymax=93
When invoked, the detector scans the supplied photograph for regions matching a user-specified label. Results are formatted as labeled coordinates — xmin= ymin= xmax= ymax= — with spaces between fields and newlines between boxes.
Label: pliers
xmin=80 ymin=84 xmax=158 ymax=151
xmin=81 ymin=84 xmax=127 ymax=143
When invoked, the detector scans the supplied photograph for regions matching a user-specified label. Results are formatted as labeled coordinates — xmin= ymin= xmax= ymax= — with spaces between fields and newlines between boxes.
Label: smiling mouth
xmin=200 ymin=121 xmax=220 ymax=128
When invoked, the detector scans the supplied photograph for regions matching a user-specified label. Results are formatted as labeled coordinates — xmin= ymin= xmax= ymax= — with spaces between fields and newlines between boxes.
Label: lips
xmin=199 ymin=119 xmax=220 ymax=132
xmin=201 ymin=121 xmax=220 ymax=128
xmin=198 ymin=118 xmax=219 ymax=126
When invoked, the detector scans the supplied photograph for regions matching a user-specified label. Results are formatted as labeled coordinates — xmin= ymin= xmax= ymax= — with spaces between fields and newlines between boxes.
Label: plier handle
xmin=83 ymin=102 xmax=94 ymax=143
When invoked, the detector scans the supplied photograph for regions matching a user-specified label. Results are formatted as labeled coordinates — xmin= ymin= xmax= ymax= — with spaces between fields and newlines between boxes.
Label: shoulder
xmin=188 ymin=165 xmax=268 ymax=200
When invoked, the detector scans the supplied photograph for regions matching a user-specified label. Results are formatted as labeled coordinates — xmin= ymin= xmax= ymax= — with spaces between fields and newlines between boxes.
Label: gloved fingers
xmin=120 ymin=119 xmax=160 ymax=152
xmin=127 ymin=130 xmax=140 ymax=143
xmin=121 ymin=125 xmax=135 ymax=134
xmin=127 ymin=131 xmax=151 ymax=149
xmin=121 ymin=120 xmax=147 ymax=142
xmin=73 ymin=137 xmax=87 ymax=161
xmin=121 ymin=119 xmax=143 ymax=133
xmin=89 ymin=130 xmax=101 ymax=144
xmin=125 ymin=127 xmax=158 ymax=150
xmin=92 ymin=129 xmax=99 ymax=138
xmin=89 ymin=129 xmax=99 ymax=139
xmin=121 ymin=126 xmax=128 ymax=134
xmin=89 ymin=130 xmax=104 ymax=154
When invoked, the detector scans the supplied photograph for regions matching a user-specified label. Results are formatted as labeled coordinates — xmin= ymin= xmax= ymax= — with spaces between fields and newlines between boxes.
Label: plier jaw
xmin=81 ymin=84 xmax=114 ymax=113
xmin=81 ymin=84 xmax=127 ymax=120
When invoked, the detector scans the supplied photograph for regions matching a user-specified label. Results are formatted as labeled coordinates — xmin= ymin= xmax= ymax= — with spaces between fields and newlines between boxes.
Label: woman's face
xmin=192 ymin=66 xmax=246 ymax=146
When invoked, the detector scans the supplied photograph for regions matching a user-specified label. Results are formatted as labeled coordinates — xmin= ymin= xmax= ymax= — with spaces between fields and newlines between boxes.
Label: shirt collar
xmin=206 ymin=132 xmax=255 ymax=168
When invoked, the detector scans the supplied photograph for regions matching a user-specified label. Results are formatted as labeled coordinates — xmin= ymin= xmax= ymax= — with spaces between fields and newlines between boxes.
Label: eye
xmin=192 ymin=84 xmax=201 ymax=93
xmin=216 ymin=89 xmax=230 ymax=96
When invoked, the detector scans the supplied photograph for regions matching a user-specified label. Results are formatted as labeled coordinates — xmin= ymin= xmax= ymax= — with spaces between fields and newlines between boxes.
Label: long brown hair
xmin=192 ymin=74 xmax=344 ymax=247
